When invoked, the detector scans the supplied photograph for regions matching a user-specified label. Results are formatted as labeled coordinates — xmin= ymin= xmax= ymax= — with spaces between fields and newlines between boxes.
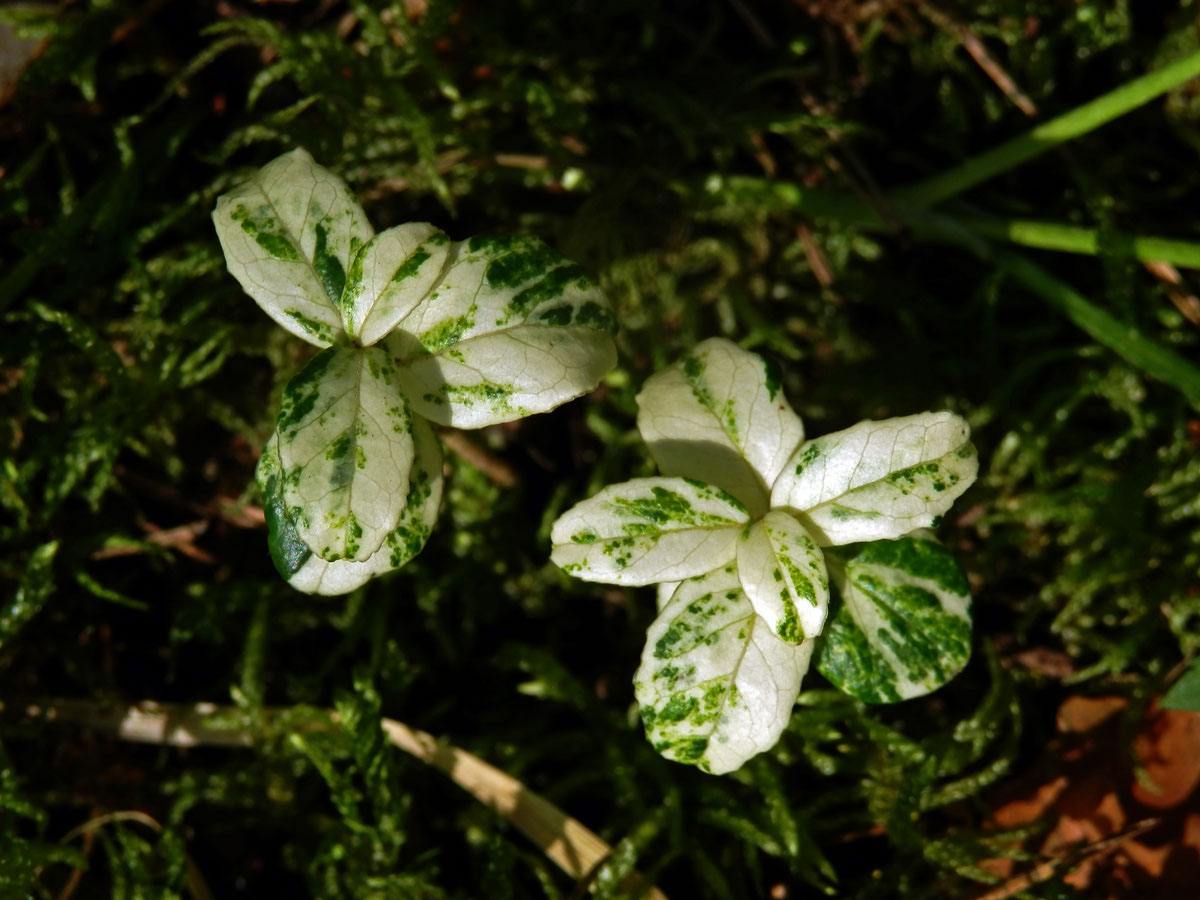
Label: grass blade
xmin=892 ymin=49 xmax=1200 ymax=208
xmin=953 ymin=215 xmax=1200 ymax=269
xmin=986 ymin=246 xmax=1200 ymax=406
xmin=713 ymin=177 xmax=1200 ymax=405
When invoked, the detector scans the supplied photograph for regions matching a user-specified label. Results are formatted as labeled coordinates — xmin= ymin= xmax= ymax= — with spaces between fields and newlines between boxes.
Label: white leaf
xmin=257 ymin=418 xmax=444 ymax=596
xmin=341 ymin=223 xmax=451 ymax=347
xmin=386 ymin=234 xmax=617 ymax=428
xmin=636 ymin=337 xmax=804 ymax=515
xmin=275 ymin=346 xmax=415 ymax=563
xmin=770 ymin=412 xmax=978 ymax=545
xmin=634 ymin=566 xmax=813 ymax=774
xmin=736 ymin=511 xmax=828 ymax=643
xmin=549 ymin=477 xmax=749 ymax=586
xmin=656 ymin=581 xmax=681 ymax=612
xmin=818 ymin=532 xmax=972 ymax=702
xmin=213 ymin=148 xmax=372 ymax=347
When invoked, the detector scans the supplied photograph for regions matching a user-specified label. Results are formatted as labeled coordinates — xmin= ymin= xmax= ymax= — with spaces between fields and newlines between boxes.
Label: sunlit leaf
xmin=274 ymin=346 xmax=415 ymax=563
xmin=636 ymin=337 xmax=804 ymax=515
xmin=341 ymin=223 xmax=451 ymax=347
xmin=818 ymin=532 xmax=972 ymax=703
xmin=771 ymin=412 xmax=978 ymax=545
xmin=736 ymin=511 xmax=828 ymax=643
xmin=550 ymin=477 xmax=749 ymax=585
xmin=213 ymin=147 xmax=371 ymax=346
xmin=386 ymin=234 xmax=616 ymax=428
xmin=257 ymin=415 xmax=443 ymax=595
xmin=634 ymin=566 xmax=813 ymax=774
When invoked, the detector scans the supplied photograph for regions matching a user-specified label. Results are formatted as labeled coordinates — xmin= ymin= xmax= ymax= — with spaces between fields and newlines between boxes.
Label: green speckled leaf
xmin=736 ymin=511 xmax=828 ymax=643
xmin=549 ymin=477 xmax=749 ymax=586
xmin=634 ymin=566 xmax=813 ymax=774
xmin=213 ymin=148 xmax=372 ymax=347
xmin=817 ymin=532 xmax=972 ymax=703
xmin=637 ymin=337 xmax=804 ymax=515
xmin=771 ymin=412 xmax=978 ymax=545
xmin=275 ymin=346 xmax=415 ymax=563
xmin=385 ymin=234 xmax=616 ymax=428
xmin=341 ymin=223 xmax=450 ymax=347
xmin=258 ymin=417 xmax=443 ymax=595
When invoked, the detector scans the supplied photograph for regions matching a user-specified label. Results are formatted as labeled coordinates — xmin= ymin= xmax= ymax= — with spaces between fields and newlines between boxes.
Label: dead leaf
xmin=992 ymin=775 xmax=1068 ymax=828
xmin=0 ymin=6 xmax=48 ymax=107
xmin=1056 ymin=695 xmax=1127 ymax=733
xmin=1131 ymin=706 xmax=1200 ymax=809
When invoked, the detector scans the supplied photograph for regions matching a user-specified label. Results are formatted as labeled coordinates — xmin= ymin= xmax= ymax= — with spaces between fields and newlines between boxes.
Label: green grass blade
xmin=986 ymin=246 xmax=1200 ymax=406
xmin=954 ymin=215 xmax=1200 ymax=268
xmin=724 ymin=178 xmax=1200 ymax=268
xmin=892 ymin=49 xmax=1200 ymax=208
xmin=713 ymin=177 xmax=1200 ymax=406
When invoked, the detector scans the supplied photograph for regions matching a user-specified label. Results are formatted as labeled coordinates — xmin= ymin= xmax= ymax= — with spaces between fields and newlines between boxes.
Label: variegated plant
xmin=214 ymin=148 xmax=616 ymax=595
xmin=550 ymin=338 xmax=978 ymax=774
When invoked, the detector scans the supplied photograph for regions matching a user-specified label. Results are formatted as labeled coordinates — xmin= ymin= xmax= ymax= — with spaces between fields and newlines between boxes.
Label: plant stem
xmin=892 ymin=49 xmax=1200 ymax=208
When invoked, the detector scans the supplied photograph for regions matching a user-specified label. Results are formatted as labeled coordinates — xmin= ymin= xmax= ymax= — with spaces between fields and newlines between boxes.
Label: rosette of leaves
xmin=550 ymin=338 xmax=978 ymax=773
xmin=214 ymin=148 xmax=616 ymax=595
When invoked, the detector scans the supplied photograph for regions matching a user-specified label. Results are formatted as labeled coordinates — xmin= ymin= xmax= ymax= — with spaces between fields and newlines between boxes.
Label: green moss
xmin=13 ymin=3 xmax=1188 ymax=895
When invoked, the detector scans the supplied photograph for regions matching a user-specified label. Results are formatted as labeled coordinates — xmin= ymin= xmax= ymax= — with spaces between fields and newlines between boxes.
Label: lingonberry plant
xmin=551 ymin=338 xmax=979 ymax=773
xmin=213 ymin=149 xmax=616 ymax=595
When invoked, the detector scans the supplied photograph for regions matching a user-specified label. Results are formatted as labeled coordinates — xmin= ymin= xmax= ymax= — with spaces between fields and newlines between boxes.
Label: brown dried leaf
xmin=992 ymin=775 xmax=1068 ymax=828
xmin=1056 ymin=695 xmax=1127 ymax=734
xmin=1131 ymin=707 xmax=1200 ymax=809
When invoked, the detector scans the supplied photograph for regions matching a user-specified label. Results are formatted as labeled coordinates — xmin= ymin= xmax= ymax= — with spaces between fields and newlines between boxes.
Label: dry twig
xmin=918 ymin=2 xmax=1037 ymax=117
xmin=439 ymin=429 xmax=519 ymax=488
xmin=1144 ymin=260 xmax=1200 ymax=325
xmin=971 ymin=818 xmax=1161 ymax=900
